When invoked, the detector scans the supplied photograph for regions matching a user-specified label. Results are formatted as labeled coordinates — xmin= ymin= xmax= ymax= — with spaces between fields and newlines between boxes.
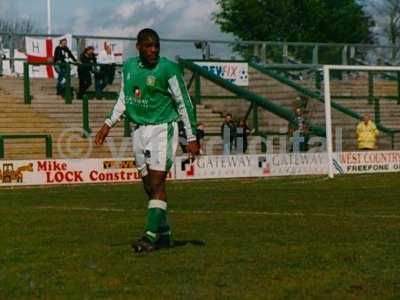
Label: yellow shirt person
xmin=356 ymin=114 xmax=379 ymax=150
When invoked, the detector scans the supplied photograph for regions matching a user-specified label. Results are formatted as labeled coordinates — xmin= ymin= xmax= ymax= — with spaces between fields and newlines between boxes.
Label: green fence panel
xmin=178 ymin=57 xmax=325 ymax=137
xmin=0 ymin=137 xmax=4 ymax=158
xmin=249 ymin=61 xmax=398 ymax=138
xmin=64 ymin=63 xmax=73 ymax=104
xmin=82 ymin=95 xmax=91 ymax=137
xmin=124 ymin=115 xmax=132 ymax=137
xmin=368 ymin=73 xmax=374 ymax=105
xmin=0 ymin=135 xmax=53 ymax=159
xmin=23 ymin=62 xmax=32 ymax=104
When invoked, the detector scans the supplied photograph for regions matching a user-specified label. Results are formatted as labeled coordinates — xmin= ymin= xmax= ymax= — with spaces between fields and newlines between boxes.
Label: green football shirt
xmin=105 ymin=57 xmax=197 ymax=141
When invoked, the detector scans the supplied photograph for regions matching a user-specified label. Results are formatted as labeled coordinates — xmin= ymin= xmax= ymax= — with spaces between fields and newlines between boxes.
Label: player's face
xmin=60 ymin=40 xmax=67 ymax=48
xmin=137 ymin=38 xmax=160 ymax=66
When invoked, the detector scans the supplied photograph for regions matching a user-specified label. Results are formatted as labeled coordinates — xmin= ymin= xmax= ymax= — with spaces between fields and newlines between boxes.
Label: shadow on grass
xmin=109 ymin=239 xmax=206 ymax=248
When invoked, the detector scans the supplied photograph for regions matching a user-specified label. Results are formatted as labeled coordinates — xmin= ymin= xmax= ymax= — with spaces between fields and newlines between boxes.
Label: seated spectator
xmin=236 ymin=119 xmax=250 ymax=153
xmin=77 ymin=46 xmax=96 ymax=99
xmin=221 ymin=113 xmax=236 ymax=155
xmin=288 ymin=107 xmax=309 ymax=152
xmin=196 ymin=122 xmax=205 ymax=154
xmin=96 ymin=42 xmax=116 ymax=95
xmin=356 ymin=113 xmax=379 ymax=150
xmin=53 ymin=38 xmax=77 ymax=96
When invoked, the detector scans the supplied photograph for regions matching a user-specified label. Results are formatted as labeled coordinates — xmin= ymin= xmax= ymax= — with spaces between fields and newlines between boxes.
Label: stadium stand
xmin=0 ymin=76 xmax=226 ymax=158
xmin=1 ymin=61 xmax=400 ymax=159
xmin=186 ymin=64 xmax=400 ymax=151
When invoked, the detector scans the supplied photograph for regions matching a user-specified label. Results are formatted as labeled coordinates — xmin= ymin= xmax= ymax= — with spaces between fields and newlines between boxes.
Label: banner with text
xmin=1 ymin=151 xmax=400 ymax=187
xmin=0 ymin=158 xmax=174 ymax=187
xmin=175 ymin=155 xmax=269 ymax=179
xmin=266 ymin=153 xmax=328 ymax=177
xmin=333 ymin=151 xmax=400 ymax=174
xmin=194 ymin=61 xmax=249 ymax=86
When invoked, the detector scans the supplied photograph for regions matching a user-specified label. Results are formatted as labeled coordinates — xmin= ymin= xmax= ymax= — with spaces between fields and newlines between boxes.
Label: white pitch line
xmin=31 ymin=206 xmax=400 ymax=219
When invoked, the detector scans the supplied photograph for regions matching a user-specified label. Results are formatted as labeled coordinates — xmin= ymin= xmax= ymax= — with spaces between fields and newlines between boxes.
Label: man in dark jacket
xmin=77 ymin=46 xmax=97 ymax=99
xmin=53 ymin=38 xmax=77 ymax=96
xmin=221 ymin=113 xmax=236 ymax=155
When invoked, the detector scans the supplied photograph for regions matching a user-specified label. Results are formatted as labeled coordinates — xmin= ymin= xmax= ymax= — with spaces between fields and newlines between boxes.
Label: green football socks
xmin=145 ymin=199 xmax=167 ymax=244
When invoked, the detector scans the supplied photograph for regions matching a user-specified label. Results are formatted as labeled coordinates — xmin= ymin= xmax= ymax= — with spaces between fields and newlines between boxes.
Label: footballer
xmin=95 ymin=28 xmax=198 ymax=253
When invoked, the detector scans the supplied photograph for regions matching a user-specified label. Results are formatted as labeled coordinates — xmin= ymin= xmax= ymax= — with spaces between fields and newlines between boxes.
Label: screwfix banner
xmin=0 ymin=158 xmax=173 ymax=187
xmin=194 ymin=61 xmax=249 ymax=86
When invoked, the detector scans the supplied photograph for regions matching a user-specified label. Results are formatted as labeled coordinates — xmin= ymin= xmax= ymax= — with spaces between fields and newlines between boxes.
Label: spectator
xmin=178 ymin=120 xmax=187 ymax=153
xmin=221 ymin=113 xmax=236 ymax=155
xmin=196 ymin=122 xmax=206 ymax=154
xmin=96 ymin=42 xmax=116 ymax=95
xmin=236 ymin=119 xmax=250 ymax=153
xmin=288 ymin=107 xmax=309 ymax=152
xmin=53 ymin=38 xmax=77 ymax=96
xmin=356 ymin=113 xmax=379 ymax=150
xmin=77 ymin=46 xmax=96 ymax=99
xmin=0 ymin=48 xmax=5 ymax=77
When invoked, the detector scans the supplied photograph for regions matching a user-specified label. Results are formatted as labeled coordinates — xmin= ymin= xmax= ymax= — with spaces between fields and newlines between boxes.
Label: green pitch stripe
xmin=166 ymin=123 xmax=174 ymax=171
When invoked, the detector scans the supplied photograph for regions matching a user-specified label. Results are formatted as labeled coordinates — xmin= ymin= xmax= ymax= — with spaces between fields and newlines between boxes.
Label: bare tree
xmin=365 ymin=0 xmax=400 ymax=61
xmin=0 ymin=19 xmax=39 ymax=49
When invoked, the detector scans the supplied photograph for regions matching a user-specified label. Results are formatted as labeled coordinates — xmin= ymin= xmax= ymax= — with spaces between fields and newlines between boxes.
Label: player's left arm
xmin=167 ymin=64 xmax=198 ymax=154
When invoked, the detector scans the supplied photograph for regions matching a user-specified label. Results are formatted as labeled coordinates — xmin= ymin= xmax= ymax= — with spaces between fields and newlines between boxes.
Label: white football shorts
xmin=132 ymin=122 xmax=178 ymax=176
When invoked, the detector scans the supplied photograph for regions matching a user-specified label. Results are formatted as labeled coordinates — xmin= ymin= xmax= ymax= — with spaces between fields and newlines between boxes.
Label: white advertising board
xmin=333 ymin=151 xmax=400 ymax=174
xmin=175 ymin=155 xmax=269 ymax=180
xmin=1 ymin=151 xmax=399 ymax=187
xmin=0 ymin=158 xmax=173 ymax=187
xmin=194 ymin=61 xmax=249 ymax=86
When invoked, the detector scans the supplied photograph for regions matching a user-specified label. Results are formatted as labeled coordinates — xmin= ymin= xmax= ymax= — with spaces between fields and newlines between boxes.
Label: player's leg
xmin=131 ymin=125 xmax=157 ymax=252
xmin=146 ymin=122 xmax=177 ymax=243
xmin=141 ymin=169 xmax=169 ymax=241
xmin=133 ymin=123 xmax=177 ymax=252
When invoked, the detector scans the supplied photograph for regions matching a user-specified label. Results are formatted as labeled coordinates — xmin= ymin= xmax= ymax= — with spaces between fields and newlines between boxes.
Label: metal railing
xmin=23 ymin=61 xmax=122 ymax=104
xmin=0 ymin=134 xmax=52 ymax=158
xmin=3 ymin=31 xmax=400 ymax=71
xmin=81 ymin=93 xmax=133 ymax=139
xmin=250 ymin=61 xmax=400 ymax=148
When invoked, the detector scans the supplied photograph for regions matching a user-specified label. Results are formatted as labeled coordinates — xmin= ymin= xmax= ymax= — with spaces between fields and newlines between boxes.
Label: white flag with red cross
xmin=25 ymin=34 xmax=74 ymax=78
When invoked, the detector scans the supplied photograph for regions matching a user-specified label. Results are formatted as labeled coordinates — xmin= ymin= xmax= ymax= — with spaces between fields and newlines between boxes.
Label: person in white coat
xmin=95 ymin=42 xmax=116 ymax=94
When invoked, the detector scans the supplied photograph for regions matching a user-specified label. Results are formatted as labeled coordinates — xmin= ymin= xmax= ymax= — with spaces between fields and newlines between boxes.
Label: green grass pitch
xmin=1 ymin=173 xmax=400 ymax=299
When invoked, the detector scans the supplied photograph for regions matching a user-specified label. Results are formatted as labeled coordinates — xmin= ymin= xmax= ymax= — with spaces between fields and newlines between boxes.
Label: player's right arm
xmin=95 ymin=75 xmax=126 ymax=145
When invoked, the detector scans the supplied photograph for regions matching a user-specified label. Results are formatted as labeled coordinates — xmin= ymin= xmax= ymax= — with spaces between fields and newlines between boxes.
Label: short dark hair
xmin=59 ymin=38 xmax=67 ymax=44
xmin=137 ymin=28 xmax=159 ymax=44
xmin=83 ymin=46 xmax=94 ymax=53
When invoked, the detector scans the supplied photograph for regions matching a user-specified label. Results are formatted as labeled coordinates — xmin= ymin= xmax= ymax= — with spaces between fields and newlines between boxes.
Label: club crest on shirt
xmin=146 ymin=75 xmax=156 ymax=87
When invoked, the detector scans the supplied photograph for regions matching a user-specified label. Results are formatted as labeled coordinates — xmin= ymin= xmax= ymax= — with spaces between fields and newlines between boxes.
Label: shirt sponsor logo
xmin=134 ymin=87 xmax=141 ymax=98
